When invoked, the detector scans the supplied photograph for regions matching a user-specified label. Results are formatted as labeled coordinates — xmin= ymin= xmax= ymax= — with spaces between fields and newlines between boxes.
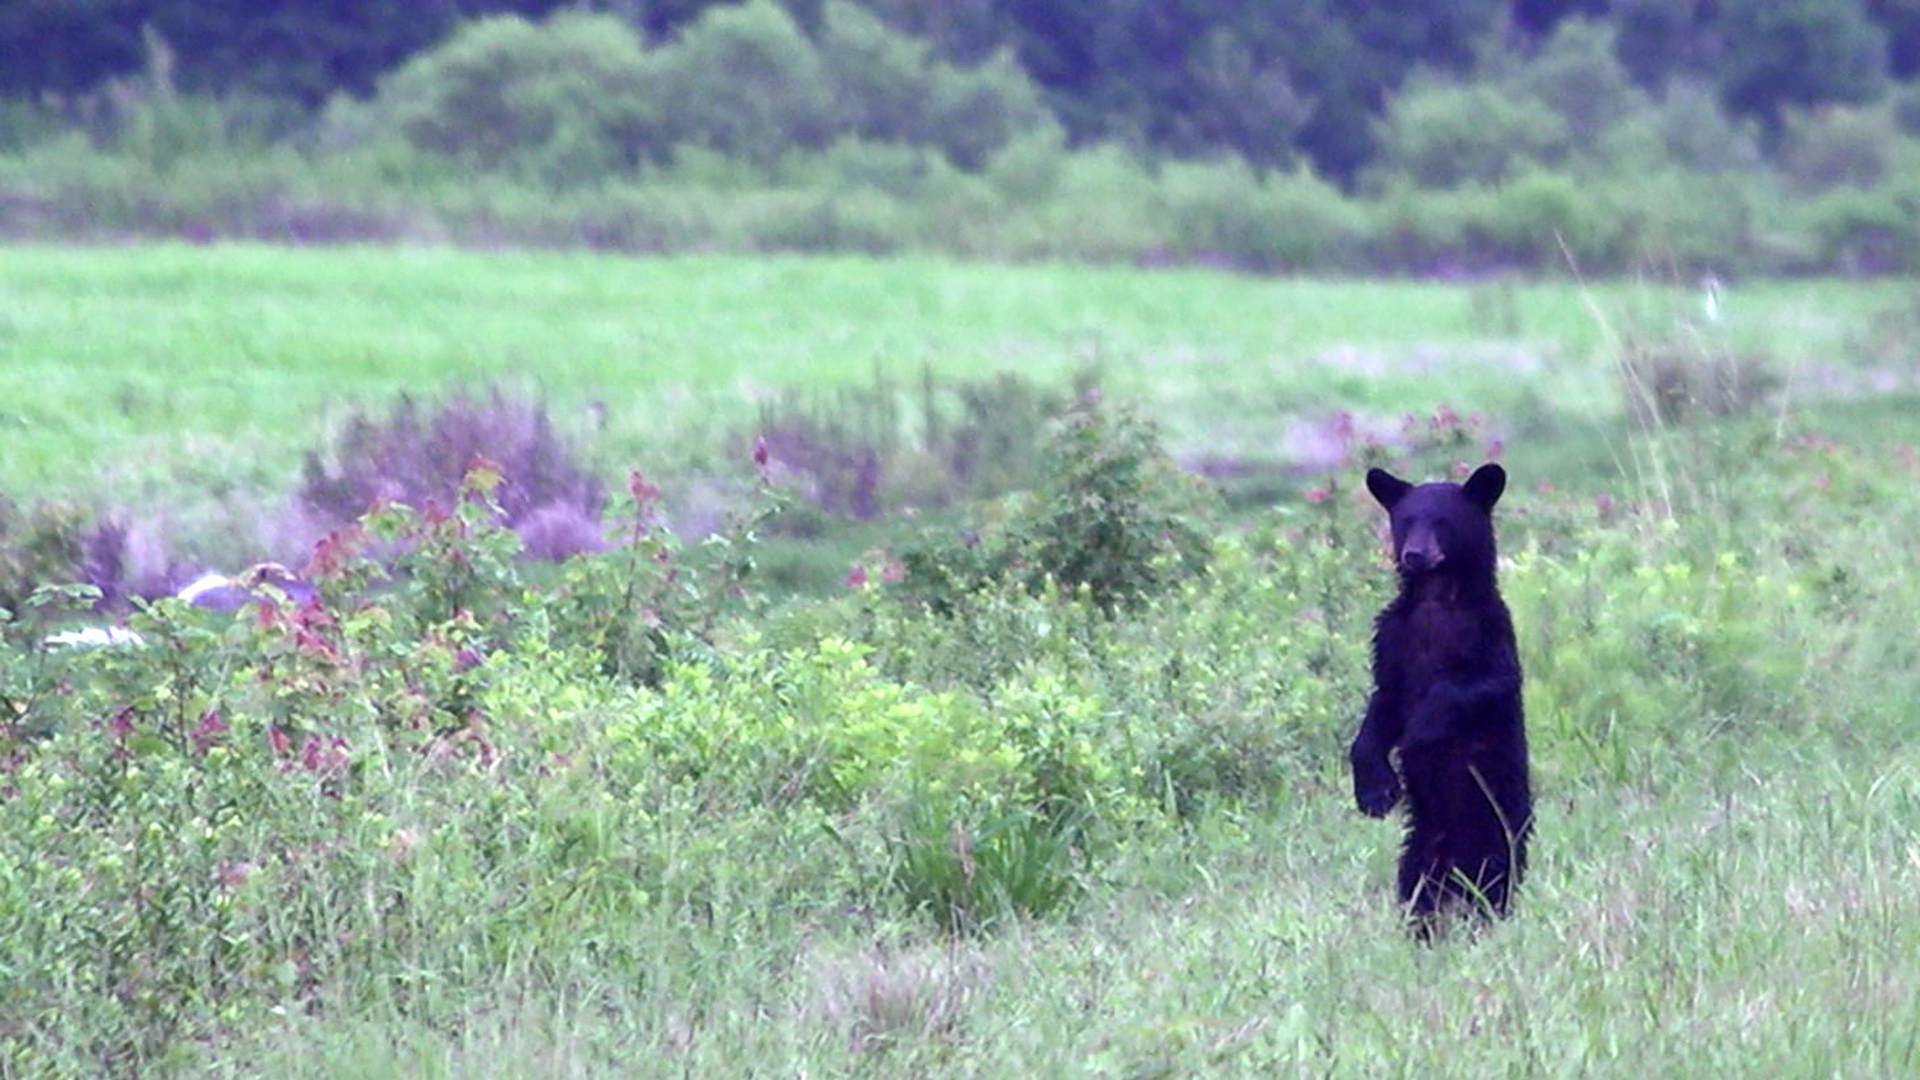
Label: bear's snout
xmin=1398 ymin=523 xmax=1443 ymax=572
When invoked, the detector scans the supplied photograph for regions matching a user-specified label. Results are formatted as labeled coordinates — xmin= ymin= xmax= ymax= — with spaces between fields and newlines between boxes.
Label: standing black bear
xmin=1348 ymin=463 xmax=1532 ymax=932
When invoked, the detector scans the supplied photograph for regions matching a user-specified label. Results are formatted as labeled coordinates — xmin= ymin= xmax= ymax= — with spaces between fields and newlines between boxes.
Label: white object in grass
xmin=46 ymin=626 xmax=145 ymax=648
xmin=174 ymin=571 xmax=236 ymax=605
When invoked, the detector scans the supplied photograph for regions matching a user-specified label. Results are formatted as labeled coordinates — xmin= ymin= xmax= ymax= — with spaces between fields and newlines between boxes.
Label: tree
xmin=1717 ymin=0 xmax=1889 ymax=130
xmin=1507 ymin=18 xmax=1646 ymax=145
xmin=0 ymin=0 xmax=145 ymax=97
xmin=0 ymin=0 xmax=579 ymax=105
xmin=815 ymin=0 xmax=1048 ymax=169
xmin=644 ymin=0 xmax=835 ymax=165
xmin=1612 ymin=0 xmax=1722 ymax=89
xmin=336 ymin=13 xmax=657 ymax=181
xmin=1867 ymin=0 xmax=1920 ymax=76
xmin=1370 ymin=79 xmax=1569 ymax=188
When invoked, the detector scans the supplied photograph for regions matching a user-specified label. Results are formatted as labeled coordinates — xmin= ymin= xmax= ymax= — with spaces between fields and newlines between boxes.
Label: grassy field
xmin=3 ymin=243 xmax=1911 ymax=502
xmin=5 ymin=244 xmax=1920 ymax=1078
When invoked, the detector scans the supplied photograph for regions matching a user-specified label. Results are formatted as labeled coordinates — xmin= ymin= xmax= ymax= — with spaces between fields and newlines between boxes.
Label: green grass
xmin=2 ymin=242 xmax=1911 ymax=503
xmin=8 ymin=244 xmax=1920 ymax=1078
xmin=209 ymin=751 xmax=1920 ymax=1079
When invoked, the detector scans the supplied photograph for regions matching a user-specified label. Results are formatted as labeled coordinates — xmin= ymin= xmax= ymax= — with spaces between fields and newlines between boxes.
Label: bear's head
xmin=1365 ymin=463 xmax=1505 ymax=581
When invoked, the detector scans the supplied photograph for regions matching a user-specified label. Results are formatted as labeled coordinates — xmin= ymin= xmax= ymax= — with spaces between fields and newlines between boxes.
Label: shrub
xmin=1609 ymin=168 xmax=1764 ymax=272
xmin=1617 ymin=331 xmax=1782 ymax=426
xmin=298 ymin=388 xmax=603 ymax=557
xmin=816 ymin=1 xmax=1049 ymax=170
xmin=1484 ymin=168 xmax=1628 ymax=269
xmin=1599 ymin=80 xmax=1766 ymax=175
xmin=1020 ymin=405 xmax=1214 ymax=610
xmin=646 ymin=0 xmax=835 ymax=167
xmin=0 ymin=495 xmax=90 ymax=628
xmin=1369 ymin=79 xmax=1569 ymax=189
xmin=895 ymin=401 xmax=1214 ymax=615
xmin=1779 ymin=104 xmax=1912 ymax=193
xmin=997 ymin=144 xmax=1161 ymax=262
xmin=1799 ymin=175 xmax=1920 ymax=273
xmin=1508 ymin=537 xmax=1825 ymax=788
xmin=748 ymin=366 xmax=1074 ymax=527
xmin=329 ymin=14 xmax=657 ymax=183
xmin=1157 ymin=158 xmax=1367 ymax=271
xmin=1505 ymin=18 xmax=1648 ymax=147
xmin=888 ymin=794 xmax=1084 ymax=932
xmin=539 ymin=468 xmax=773 ymax=686
xmin=983 ymin=123 xmax=1069 ymax=203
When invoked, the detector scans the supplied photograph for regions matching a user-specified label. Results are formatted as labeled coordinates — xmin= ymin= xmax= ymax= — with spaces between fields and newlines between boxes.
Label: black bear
xmin=1348 ymin=463 xmax=1532 ymax=933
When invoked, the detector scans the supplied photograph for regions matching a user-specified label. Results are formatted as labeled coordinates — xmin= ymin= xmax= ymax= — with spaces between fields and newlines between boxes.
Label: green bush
xmin=1779 ymin=103 xmax=1914 ymax=193
xmin=1598 ymin=81 xmax=1766 ymax=175
xmin=996 ymin=143 xmax=1162 ymax=261
xmin=333 ymin=14 xmax=657 ymax=184
xmin=1798 ymin=174 xmax=1920 ymax=273
xmin=816 ymin=1 xmax=1048 ymax=170
xmin=1504 ymin=18 xmax=1648 ymax=147
xmin=647 ymin=0 xmax=835 ymax=168
xmin=1610 ymin=168 xmax=1765 ymax=271
xmin=895 ymin=402 xmax=1213 ymax=615
xmin=1369 ymin=79 xmax=1569 ymax=189
xmin=1020 ymin=406 xmax=1214 ymax=611
xmin=1485 ymin=168 xmax=1629 ymax=270
xmin=1157 ymin=158 xmax=1368 ymax=271
xmin=1509 ymin=537 xmax=1824 ymax=789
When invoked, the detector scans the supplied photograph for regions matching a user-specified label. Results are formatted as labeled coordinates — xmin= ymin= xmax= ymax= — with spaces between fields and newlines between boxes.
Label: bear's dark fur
xmin=1348 ymin=463 xmax=1532 ymax=933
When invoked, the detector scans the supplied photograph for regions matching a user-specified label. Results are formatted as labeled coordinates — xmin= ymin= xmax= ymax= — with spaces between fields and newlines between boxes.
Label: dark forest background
xmin=7 ymin=0 xmax=1920 ymax=272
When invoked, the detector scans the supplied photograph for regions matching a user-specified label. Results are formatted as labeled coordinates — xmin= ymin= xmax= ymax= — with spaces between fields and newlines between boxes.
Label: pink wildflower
xmin=191 ymin=711 xmax=228 ymax=755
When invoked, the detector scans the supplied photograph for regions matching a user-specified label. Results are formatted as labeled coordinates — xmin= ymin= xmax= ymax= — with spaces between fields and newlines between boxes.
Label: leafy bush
xmin=1484 ymin=168 xmax=1628 ymax=269
xmin=1779 ymin=104 xmax=1913 ymax=193
xmin=895 ymin=401 xmax=1213 ymax=615
xmin=1157 ymin=158 xmax=1368 ymax=271
xmin=1797 ymin=172 xmax=1920 ymax=272
xmin=539 ymin=468 xmax=772 ymax=686
xmin=1597 ymin=81 xmax=1766 ymax=176
xmin=1019 ymin=405 xmax=1214 ymax=611
xmin=1505 ymin=18 xmax=1647 ymax=147
xmin=1509 ymin=537 xmax=1825 ymax=789
xmin=647 ymin=0 xmax=835 ymax=168
xmin=330 ymin=14 xmax=657 ymax=184
xmin=1369 ymin=79 xmax=1569 ymax=189
xmin=816 ymin=1 xmax=1049 ymax=170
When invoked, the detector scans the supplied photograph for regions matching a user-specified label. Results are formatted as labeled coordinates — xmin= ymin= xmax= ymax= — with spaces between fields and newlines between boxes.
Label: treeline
xmin=7 ymin=0 xmax=1920 ymax=180
xmin=6 ymin=0 xmax=1920 ymax=272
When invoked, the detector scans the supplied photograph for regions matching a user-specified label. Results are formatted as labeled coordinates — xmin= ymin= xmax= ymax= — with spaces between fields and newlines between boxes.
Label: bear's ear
xmin=1366 ymin=468 xmax=1412 ymax=510
xmin=1463 ymin=463 xmax=1506 ymax=511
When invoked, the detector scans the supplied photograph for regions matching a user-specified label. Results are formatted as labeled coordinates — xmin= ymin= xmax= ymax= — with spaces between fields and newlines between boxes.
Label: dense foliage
xmin=11 ymin=0 xmax=1920 ymax=177
xmin=10 ymin=0 xmax=1920 ymax=272
xmin=5 ymin=378 xmax=1920 ymax=1073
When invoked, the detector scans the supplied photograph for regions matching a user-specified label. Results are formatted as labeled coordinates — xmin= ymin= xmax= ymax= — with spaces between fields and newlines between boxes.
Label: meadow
xmin=2 ymin=243 xmax=1909 ymax=501
xmin=3 ymin=245 xmax=1920 ymax=1078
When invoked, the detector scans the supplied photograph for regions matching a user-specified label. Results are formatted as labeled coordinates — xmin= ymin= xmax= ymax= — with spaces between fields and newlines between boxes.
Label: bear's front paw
xmin=1354 ymin=772 xmax=1402 ymax=818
